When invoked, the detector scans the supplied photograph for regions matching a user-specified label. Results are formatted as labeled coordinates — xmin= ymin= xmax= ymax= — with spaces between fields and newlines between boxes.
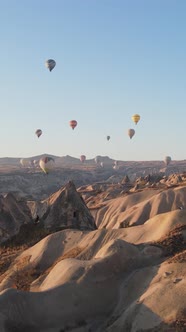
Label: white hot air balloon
xmin=39 ymin=157 xmax=55 ymax=174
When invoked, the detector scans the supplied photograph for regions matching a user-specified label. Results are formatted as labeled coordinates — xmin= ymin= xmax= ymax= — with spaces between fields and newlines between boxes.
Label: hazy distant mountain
xmin=55 ymin=155 xmax=115 ymax=165
xmin=0 ymin=157 xmax=21 ymax=165
xmin=0 ymin=154 xmax=60 ymax=166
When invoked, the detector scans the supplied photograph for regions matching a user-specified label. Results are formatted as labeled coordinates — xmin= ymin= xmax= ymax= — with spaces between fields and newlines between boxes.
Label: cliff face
xmin=0 ymin=181 xmax=96 ymax=244
xmin=0 ymin=193 xmax=32 ymax=243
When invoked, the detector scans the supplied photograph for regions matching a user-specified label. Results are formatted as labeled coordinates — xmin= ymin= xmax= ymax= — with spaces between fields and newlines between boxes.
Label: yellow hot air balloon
xmin=132 ymin=114 xmax=140 ymax=125
xmin=128 ymin=128 xmax=135 ymax=139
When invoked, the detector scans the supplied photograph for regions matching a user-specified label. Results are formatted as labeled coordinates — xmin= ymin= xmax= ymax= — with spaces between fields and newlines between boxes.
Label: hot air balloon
xmin=29 ymin=160 xmax=34 ymax=167
xmin=95 ymin=156 xmax=101 ymax=165
xmin=100 ymin=162 xmax=104 ymax=168
xmin=33 ymin=159 xmax=39 ymax=167
xmin=114 ymin=160 xmax=118 ymax=166
xmin=35 ymin=129 xmax=42 ymax=138
xmin=107 ymin=136 xmax=110 ymax=141
xmin=164 ymin=156 xmax=171 ymax=166
xmin=39 ymin=157 xmax=55 ymax=174
xmin=69 ymin=120 xmax=77 ymax=130
xmin=128 ymin=129 xmax=135 ymax=139
xmin=20 ymin=159 xmax=29 ymax=167
xmin=80 ymin=155 xmax=86 ymax=163
xmin=45 ymin=59 xmax=56 ymax=72
xmin=132 ymin=114 xmax=140 ymax=125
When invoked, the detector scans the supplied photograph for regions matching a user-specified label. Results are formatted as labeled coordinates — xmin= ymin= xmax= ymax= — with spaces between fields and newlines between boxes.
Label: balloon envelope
xmin=107 ymin=136 xmax=110 ymax=141
xmin=39 ymin=157 xmax=55 ymax=174
xmin=95 ymin=156 xmax=101 ymax=164
xmin=69 ymin=120 xmax=77 ymax=130
xmin=80 ymin=155 xmax=86 ymax=163
xmin=35 ymin=129 xmax=42 ymax=138
xmin=20 ymin=159 xmax=29 ymax=167
xmin=33 ymin=160 xmax=39 ymax=167
xmin=164 ymin=156 xmax=171 ymax=166
xmin=131 ymin=114 xmax=140 ymax=125
xmin=45 ymin=59 xmax=56 ymax=72
xmin=128 ymin=128 xmax=135 ymax=139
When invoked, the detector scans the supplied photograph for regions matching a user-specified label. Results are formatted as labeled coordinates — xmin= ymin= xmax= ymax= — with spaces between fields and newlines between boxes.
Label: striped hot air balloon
xmin=131 ymin=114 xmax=140 ymax=125
xmin=80 ymin=155 xmax=86 ymax=163
xmin=69 ymin=120 xmax=77 ymax=130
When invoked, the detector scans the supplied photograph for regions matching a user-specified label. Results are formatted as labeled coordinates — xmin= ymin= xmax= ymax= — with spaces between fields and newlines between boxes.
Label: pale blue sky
xmin=0 ymin=0 xmax=186 ymax=161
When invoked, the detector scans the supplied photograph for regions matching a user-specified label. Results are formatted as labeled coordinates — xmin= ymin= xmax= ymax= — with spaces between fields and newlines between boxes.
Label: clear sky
xmin=0 ymin=0 xmax=186 ymax=161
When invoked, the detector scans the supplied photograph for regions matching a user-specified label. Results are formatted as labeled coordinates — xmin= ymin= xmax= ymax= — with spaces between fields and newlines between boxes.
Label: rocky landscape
xmin=0 ymin=156 xmax=185 ymax=331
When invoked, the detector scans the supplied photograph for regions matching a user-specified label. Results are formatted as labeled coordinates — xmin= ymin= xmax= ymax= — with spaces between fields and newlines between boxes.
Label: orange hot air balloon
xmin=80 ymin=155 xmax=86 ymax=163
xmin=69 ymin=120 xmax=77 ymax=130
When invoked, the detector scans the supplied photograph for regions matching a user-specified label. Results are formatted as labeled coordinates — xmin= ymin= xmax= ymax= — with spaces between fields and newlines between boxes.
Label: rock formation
xmin=0 ymin=193 xmax=32 ymax=243
xmin=34 ymin=181 xmax=97 ymax=231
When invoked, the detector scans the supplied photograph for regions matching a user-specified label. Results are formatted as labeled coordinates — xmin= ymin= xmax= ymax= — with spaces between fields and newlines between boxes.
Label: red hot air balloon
xmin=80 ymin=155 xmax=86 ymax=163
xmin=69 ymin=120 xmax=77 ymax=130
xmin=35 ymin=129 xmax=42 ymax=138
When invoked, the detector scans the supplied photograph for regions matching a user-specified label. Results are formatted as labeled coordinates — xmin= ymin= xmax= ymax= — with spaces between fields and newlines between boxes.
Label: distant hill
xmin=1 ymin=154 xmax=186 ymax=172
xmin=0 ymin=154 xmax=60 ymax=166
xmin=55 ymin=155 xmax=115 ymax=165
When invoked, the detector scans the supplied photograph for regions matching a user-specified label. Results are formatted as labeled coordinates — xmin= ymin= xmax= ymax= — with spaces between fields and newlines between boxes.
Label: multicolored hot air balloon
xmin=45 ymin=59 xmax=56 ymax=72
xmin=35 ymin=129 xmax=42 ymax=138
xmin=164 ymin=156 xmax=171 ymax=166
xmin=107 ymin=136 xmax=110 ymax=141
xmin=80 ymin=155 xmax=86 ymax=163
xmin=128 ymin=128 xmax=135 ymax=139
xmin=132 ymin=114 xmax=140 ymax=125
xmin=69 ymin=120 xmax=77 ymax=130
xmin=39 ymin=157 xmax=55 ymax=174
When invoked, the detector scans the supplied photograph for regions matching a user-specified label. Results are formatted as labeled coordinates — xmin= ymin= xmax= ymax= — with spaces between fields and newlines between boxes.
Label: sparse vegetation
xmin=0 ymin=223 xmax=51 ymax=288
xmin=10 ymin=267 xmax=40 ymax=291
xmin=152 ymin=224 xmax=186 ymax=257
xmin=0 ymin=223 xmax=50 ymax=250
xmin=167 ymin=249 xmax=186 ymax=264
